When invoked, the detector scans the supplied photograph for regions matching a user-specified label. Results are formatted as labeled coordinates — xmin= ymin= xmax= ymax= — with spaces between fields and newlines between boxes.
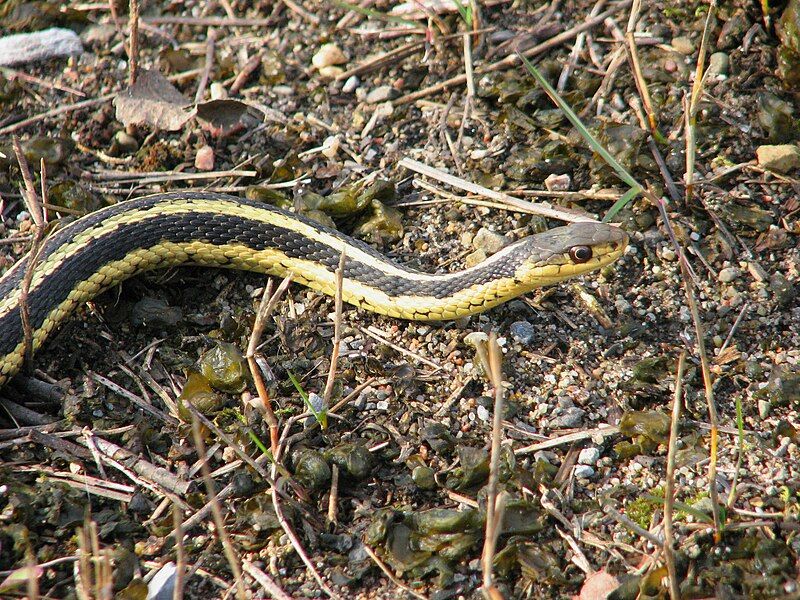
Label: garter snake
xmin=0 ymin=191 xmax=628 ymax=387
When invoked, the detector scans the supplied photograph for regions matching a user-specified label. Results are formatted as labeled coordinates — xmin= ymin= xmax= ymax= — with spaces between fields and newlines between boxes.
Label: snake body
xmin=0 ymin=191 xmax=628 ymax=387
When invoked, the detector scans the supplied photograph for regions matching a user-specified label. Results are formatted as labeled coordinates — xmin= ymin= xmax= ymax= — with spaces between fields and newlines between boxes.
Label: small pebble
xmin=509 ymin=320 xmax=535 ymax=345
xmin=376 ymin=400 xmax=390 ymax=411
xmin=671 ymin=36 xmax=694 ymax=55
xmin=661 ymin=248 xmax=677 ymax=261
xmin=718 ymin=267 xmax=741 ymax=283
xmin=574 ymin=465 xmax=595 ymax=478
xmin=757 ymin=399 xmax=771 ymax=419
xmin=553 ymin=407 xmax=586 ymax=428
xmin=756 ymin=144 xmax=800 ymax=174
xmin=473 ymin=227 xmax=509 ymax=254
xmin=342 ymin=75 xmax=359 ymax=94
xmin=544 ymin=173 xmax=571 ymax=191
xmin=476 ymin=405 xmax=490 ymax=422
xmin=578 ymin=447 xmax=600 ymax=465
xmin=366 ymin=85 xmax=400 ymax=104
xmin=312 ymin=43 xmax=346 ymax=69
xmin=707 ymin=52 xmax=730 ymax=78
xmin=195 ymin=144 xmax=214 ymax=171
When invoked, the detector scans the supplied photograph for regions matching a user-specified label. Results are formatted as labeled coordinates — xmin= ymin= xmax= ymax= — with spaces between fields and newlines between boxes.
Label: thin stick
xmin=400 ymin=157 xmax=597 ymax=222
xmin=362 ymin=544 xmax=428 ymax=600
xmin=241 ymin=560 xmax=293 ymax=600
xmin=190 ymin=417 xmax=247 ymax=600
xmin=128 ymin=0 xmax=140 ymax=86
xmin=481 ymin=332 xmax=505 ymax=596
xmin=327 ymin=464 xmax=339 ymax=525
xmin=195 ymin=28 xmax=216 ymax=104
xmin=173 ymin=504 xmax=186 ymax=600
xmin=684 ymin=0 xmax=716 ymax=202
xmin=603 ymin=504 xmax=664 ymax=546
xmin=678 ymin=250 xmax=721 ymax=539
xmin=246 ymin=276 xmax=292 ymax=455
xmin=12 ymin=138 xmax=45 ymax=371
xmin=271 ymin=480 xmax=339 ymax=598
xmin=663 ymin=351 xmax=685 ymax=600
xmin=322 ymin=250 xmax=345 ymax=407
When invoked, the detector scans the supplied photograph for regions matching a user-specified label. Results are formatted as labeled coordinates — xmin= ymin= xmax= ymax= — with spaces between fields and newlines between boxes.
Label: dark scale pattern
xmin=0 ymin=205 xmax=531 ymax=356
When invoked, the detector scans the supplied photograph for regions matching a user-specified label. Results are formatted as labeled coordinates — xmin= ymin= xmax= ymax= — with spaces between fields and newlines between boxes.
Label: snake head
xmin=512 ymin=221 xmax=629 ymax=287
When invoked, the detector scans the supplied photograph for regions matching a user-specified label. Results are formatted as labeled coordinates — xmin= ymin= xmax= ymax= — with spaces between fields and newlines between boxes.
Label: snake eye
xmin=569 ymin=245 xmax=593 ymax=263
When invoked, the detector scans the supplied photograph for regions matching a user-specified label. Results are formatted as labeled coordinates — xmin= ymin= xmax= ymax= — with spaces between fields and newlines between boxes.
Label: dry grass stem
xmin=322 ymin=251 xmax=346 ymax=407
xmin=246 ymin=276 xmax=292 ymax=454
xmin=13 ymin=137 xmax=45 ymax=371
xmin=127 ymin=0 xmax=140 ymax=86
xmin=362 ymin=544 xmax=429 ymax=600
xmin=327 ymin=463 xmax=340 ymax=525
xmin=173 ymin=504 xmax=186 ymax=600
xmin=663 ymin=351 xmax=686 ymax=600
xmin=241 ymin=560 xmax=293 ymax=600
xmin=684 ymin=1 xmax=716 ymax=202
xmin=603 ymin=505 xmax=664 ymax=546
xmin=270 ymin=480 xmax=339 ymax=598
xmin=190 ymin=417 xmax=247 ymax=600
xmin=679 ymin=253 xmax=722 ymax=539
xmin=400 ymin=157 xmax=597 ymax=222
xmin=481 ymin=332 xmax=506 ymax=596
xmin=194 ymin=27 xmax=217 ymax=104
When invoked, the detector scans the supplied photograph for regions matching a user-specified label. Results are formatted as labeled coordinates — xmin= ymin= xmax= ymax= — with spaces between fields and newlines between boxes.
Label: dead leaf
xmin=114 ymin=68 xmax=194 ymax=131
xmin=195 ymin=99 xmax=261 ymax=138
xmin=573 ymin=570 xmax=620 ymax=600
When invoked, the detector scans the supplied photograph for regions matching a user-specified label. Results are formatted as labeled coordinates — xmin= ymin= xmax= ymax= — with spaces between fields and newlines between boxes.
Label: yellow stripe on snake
xmin=0 ymin=191 xmax=628 ymax=387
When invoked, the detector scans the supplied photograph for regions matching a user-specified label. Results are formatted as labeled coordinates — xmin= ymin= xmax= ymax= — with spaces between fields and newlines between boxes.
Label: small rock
xmin=718 ymin=267 xmax=741 ymax=283
xmin=756 ymin=144 xmax=800 ymax=174
xmin=312 ymin=43 xmax=346 ymax=69
xmin=376 ymin=400 xmax=390 ymax=411
xmin=553 ymin=407 xmax=586 ymax=428
xmin=147 ymin=562 xmax=177 ymax=600
xmin=318 ymin=65 xmax=343 ymax=80
xmin=366 ymin=85 xmax=400 ymax=104
xmin=544 ymin=173 xmax=571 ymax=191
xmin=758 ymin=399 xmax=771 ymax=419
xmin=671 ymin=36 xmax=694 ymax=55
xmin=661 ymin=247 xmax=677 ymax=261
xmin=81 ymin=23 xmax=117 ymax=46
xmin=473 ymin=227 xmax=510 ymax=254
xmin=509 ymin=320 xmax=536 ymax=345
xmin=0 ymin=27 xmax=83 ymax=66
xmin=195 ymin=144 xmax=214 ymax=171
xmin=574 ymin=465 xmax=595 ymax=478
xmin=342 ymin=75 xmax=359 ymax=93
xmin=707 ymin=52 xmax=730 ymax=78
xmin=112 ymin=130 xmax=138 ymax=154
xmin=464 ymin=248 xmax=487 ymax=268
xmin=578 ymin=447 xmax=600 ymax=465
xmin=476 ymin=405 xmax=490 ymax=422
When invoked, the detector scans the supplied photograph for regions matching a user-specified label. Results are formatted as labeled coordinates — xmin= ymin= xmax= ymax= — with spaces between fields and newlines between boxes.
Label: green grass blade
xmin=287 ymin=370 xmax=328 ymax=428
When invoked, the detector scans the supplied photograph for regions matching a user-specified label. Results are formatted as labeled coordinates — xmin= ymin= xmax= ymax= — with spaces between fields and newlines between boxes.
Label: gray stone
xmin=0 ymin=27 xmax=83 ymax=66
xmin=578 ymin=447 xmax=600 ymax=465
xmin=574 ymin=465 xmax=595 ymax=478
xmin=366 ymin=85 xmax=400 ymax=104
xmin=473 ymin=227 xmax=510 ymax=254
xmin=553 ymin=407 xmax=586 ymax=428
xmin=707 ymin=52 xmax=730 ymax=78
xmin=509 ymin=320 xmax=536 ymax=345
xmin=718 ymin=267 xmax=741 ymax=283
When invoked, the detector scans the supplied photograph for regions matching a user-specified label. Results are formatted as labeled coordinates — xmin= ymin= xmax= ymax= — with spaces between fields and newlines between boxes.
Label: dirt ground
xmin=1 ymin=0 xmax=799 ymax=598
